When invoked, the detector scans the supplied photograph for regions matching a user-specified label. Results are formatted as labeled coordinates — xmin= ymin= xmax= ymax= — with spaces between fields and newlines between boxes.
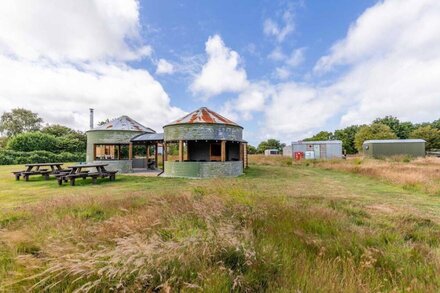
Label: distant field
xmin=1 ymin=156 xmax=440 ymax=291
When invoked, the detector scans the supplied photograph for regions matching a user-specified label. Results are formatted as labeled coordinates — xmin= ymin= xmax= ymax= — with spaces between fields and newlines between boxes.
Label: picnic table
xmin=12 ymin=163 xmax=67 ymax=181
xmin=57 ymin=163 xmax=117 ymax=186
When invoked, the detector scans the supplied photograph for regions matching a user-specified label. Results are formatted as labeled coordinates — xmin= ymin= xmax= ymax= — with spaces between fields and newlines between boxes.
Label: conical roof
xmin=90 ymin=115 xmax=155 ymax=132
xmin=166 ymin=107 xmax=240 ymax=127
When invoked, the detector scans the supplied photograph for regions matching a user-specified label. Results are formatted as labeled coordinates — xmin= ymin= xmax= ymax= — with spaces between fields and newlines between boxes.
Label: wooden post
xmin=240 ymin=142 xmax=244 ymax=165
xmin=155 ymin=143 xmax=158 ymax=168
xmin=221 ymin=140 xmax=226 ymax=162
xmin=146 ymin=144 xmax=150 ymax=159
xmin=129 ymin=143 xmax=133 ymax=160
xmin=179 ymin=140 xmax=184 ymax=162
xmin=244 ymin=142 xmax=248 ymax=168
xmin=163 ymin=143 xmax=167 ymax=162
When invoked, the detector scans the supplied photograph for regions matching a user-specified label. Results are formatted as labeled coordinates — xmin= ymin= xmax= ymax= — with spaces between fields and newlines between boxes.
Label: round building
xmin=163 ymin=107 xmax=247 ymax=178
xmin=86 ymin=116 xmax=156 ymax=173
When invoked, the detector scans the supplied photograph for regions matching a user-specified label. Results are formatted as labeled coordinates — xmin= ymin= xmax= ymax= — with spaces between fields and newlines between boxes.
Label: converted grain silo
xmin=362 ymin=139 xmax=426 ymax=158
xmin=162 ymin=107 xmax=247 ymax=178
xmin=86 ymin=116 xmax=156 ymax=173
xmin=287 ymin=140 xmax=343 ymax=160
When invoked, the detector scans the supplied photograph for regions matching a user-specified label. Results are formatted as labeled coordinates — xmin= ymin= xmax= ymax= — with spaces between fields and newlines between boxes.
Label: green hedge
xmin=0 ymin=150 xmax=85 ymax=165
xmin=6 ymin=131 xmax=86 ymax=153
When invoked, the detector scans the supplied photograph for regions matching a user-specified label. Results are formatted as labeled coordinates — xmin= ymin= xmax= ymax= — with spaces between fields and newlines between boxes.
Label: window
xmin=210 ymin=143 xmax=221 ymax=161
xmin=94 ymin=144 xmax=129 ymax=160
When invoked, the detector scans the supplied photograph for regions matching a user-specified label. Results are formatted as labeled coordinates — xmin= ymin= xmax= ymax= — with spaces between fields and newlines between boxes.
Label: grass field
xmin=1 ymin=156 xmax=440 ymax=291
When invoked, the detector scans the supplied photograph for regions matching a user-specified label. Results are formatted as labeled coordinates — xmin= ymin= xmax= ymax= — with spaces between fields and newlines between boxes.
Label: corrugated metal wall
xmin=363 ymin=142 xmax=425 ymax=157
xmin=289 ymin=141 xmax=343 ymax=159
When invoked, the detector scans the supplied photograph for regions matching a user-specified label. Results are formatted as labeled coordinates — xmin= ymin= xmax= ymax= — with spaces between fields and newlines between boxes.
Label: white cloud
xmin=190 ymin=35 xmax=248 ymax=98
xmin=156 ymin=59 xmax=175 ymax=75
xmin=286 ymin=48 xmax=305 ymax=67
xmin=0 ymin=57 xmax=184 ymax=132
xmin=223 ymin=0 xmax=440 ymax=142
xmin=0 ymin=0 xmax=151 ymax=62
xmin=268 ymin=47 xmax=286 ymax=61
xmin=274 ymin=67 xmax=291 ymax=80
xmin=221 ymin=82 xmax=273 ymax=121
xmin=314 ymin=0 xmax=440 ymax=126
xmin=270 ymin=48 xmax=305 ymax=80
xmin=0 ymin=0 xmax=184 ymax=131
xmin=315 ymin=0 xmax=440 ymax=72
xmin=263 ymin=9 xmax=295 ymax=43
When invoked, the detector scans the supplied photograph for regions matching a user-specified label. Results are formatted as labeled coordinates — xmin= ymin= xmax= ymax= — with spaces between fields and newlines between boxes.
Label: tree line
xmin=250 ymin=116 xmax=440 ymax=154
xmin=300 ymin=116 xmax=440 ymax=153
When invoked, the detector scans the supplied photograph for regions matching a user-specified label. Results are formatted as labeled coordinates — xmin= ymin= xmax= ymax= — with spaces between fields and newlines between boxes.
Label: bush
xmin=0 ymin=149 xmax=85 ymax=165
xmin=7 ymin=132 xmax=58 ymax=152
xmin=0 ymin=153 xmax=16 ymax=165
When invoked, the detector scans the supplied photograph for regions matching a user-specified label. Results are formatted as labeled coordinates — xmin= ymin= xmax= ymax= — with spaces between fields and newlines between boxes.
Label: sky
xmin=0 ymin=0 xmax=439 ymax=146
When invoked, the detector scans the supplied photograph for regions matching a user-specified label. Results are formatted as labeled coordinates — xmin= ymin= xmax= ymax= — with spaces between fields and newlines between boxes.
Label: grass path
xmin=1 ymin=162 xmax=440 ymax=291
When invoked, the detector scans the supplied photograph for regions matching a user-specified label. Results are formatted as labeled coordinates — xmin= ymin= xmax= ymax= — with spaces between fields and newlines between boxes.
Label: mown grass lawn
xmin=1 ymin=158 xmax=440 ymax=292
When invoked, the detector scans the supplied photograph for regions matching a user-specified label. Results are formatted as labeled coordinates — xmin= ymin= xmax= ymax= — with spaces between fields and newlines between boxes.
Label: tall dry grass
xmin=2 ymin=160 xmax=440 ymax=291
xmin=249 ymin=154 xmax=440 ymax=195
xmin=312 ymin=156 xmax=440 ymax=195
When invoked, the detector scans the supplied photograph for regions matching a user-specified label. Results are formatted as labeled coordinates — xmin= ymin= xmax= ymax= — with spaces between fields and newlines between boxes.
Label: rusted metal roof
xmin=90 ymin=116 xmax=156 ymax=133
xmin=166 ymin=107 xmax=239 ymax=126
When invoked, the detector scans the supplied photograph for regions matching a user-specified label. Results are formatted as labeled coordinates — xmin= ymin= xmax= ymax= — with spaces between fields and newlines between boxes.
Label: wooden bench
xmin=59 ymin=170 xmax=118 ymax=186
xmin=12 ymin=163 xmax=66 ymax=181
xmin=22 ymin=170 xmax=51 ymax=181
xmin=12 ymin=171 xmax=24 ymax=181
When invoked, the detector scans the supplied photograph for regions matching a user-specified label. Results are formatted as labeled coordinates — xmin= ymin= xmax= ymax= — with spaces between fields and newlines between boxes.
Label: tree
xmin=410 ymin=126 xmax=440 ymax=150
xmin=304 ymin=131 xmax=334 ymax=141
xmin=42 ymin=124 xmax=77 ymax=137
xmin=0 ymin=137 xmax=7 ymax=149
xmin=354 ymin=123 xmax=397 ymax=152
xmin=398 ymin=121 xmax=415 ymax=139
xmin=257 ymin=139 xmax=283 ymax=154
xmin=334 ymin=125 xmax=360 ymax=154
xmin=373 ymin=116 xmax=414 ymax=139
xmin=432 ymin=119 xmax=440 ymax=130
xmin=42 ymin=124 xmax=87 ymax=152
xmin=98 ymin=119 xmax=110 ymax=126
xmin=0 ymin=108 xmax=43 ymax=136
xmin=247 ymin=145 xmax=257 ymax=154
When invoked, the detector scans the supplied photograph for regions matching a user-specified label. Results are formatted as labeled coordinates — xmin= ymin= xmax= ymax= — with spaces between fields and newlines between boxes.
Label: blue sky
xmin=0 ymin=0 xmax=439 ymax=146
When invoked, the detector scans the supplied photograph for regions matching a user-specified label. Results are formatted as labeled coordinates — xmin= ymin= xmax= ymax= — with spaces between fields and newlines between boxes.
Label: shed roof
xmin=89 ymin=116 xmax=155 ymax=133
xmin=165 ymin=107 xmax=240 ymax=127
xmin=293 ymin=140 xmax=342 ymax=145
xmin=131 ymin=132 xmax=164 ymax=142
xmin=363 ymin=139 xmax=426 ymax=144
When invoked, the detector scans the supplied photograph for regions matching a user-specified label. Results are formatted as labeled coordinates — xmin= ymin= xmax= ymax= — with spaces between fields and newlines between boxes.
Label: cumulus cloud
xmin=314 ymin=0 xmax=440 ymax=126
xmin=221 ymin=82 xmax=273 ymax=121
xmin=0 ymin=0 xmax=184 ymax=131
xmin=0 ymin=0 xmax=151 ymax=62
xmin=156 ymin=59 xmax=175 ymax=75
xmin=270 ymin=48 xmax=305 ymax=80
xmin=190 ymin=35 xmax=248 ymax=98
xmin=223 ymin=0 xmax=440 ymax=141
xmin=263 ymin=9 xmax=295 ymax=43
